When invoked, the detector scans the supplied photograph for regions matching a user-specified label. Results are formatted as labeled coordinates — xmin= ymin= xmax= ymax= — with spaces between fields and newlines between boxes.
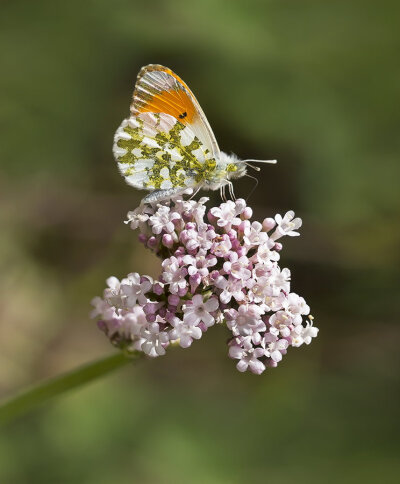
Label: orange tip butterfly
xmin=113 ymin=64 xmax=276 ymax=204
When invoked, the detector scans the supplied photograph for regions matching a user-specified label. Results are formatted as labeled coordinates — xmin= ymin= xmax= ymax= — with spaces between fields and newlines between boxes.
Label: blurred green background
xmin=1 ymin=0 xmax=399 ymax=482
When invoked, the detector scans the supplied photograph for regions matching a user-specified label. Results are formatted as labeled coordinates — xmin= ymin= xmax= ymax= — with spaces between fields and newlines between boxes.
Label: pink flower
xmin=282 ymin=292 xmax=310 ymax=324
xmin=140 ymin=322 xmax=169 ymax=357
xmin=149 ymin=205 xmax=180 ymax=234
xmin=223 ymin=256 xmax=251 ymax=281
xmin=229 ymin=338 xmax=266 ymax=374
xmin=169 ymin=317 xmax=203 ymax=348
xmin=301 ymin=319 xmax=319 ymax=344
xmin=271 ymin=211 xmax=302 ymax=240
xmin=243 ymin=221 xmax=269 ymax=246
xmin=120 ymin=273 xmax=152 ymax=307
xmin=210 ymin=200 xmax=239 ymax=228
xmin=269 ymin=311 xmax=293 ymax=337
xmin=215 ymin=276 xmax=246 ymax=304
xmin=262 ymin=333 xmax=289 ymax=362
xmin=211 ymin=234 xmax=232 ymax=258
xmin=92 ymin=195 xmax=318 ymax=375
xmin=225 ymin=304 xmax=265 ymax=337
xmin=183 ymin=294 xmax=219 ymax=327
xmin=161 ymin=256 xmax=187 ymax=294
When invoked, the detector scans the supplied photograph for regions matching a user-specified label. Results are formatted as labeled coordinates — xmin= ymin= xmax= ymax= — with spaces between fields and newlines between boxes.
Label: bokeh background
xmin=1 ymin=0 xmax=399 ymax=482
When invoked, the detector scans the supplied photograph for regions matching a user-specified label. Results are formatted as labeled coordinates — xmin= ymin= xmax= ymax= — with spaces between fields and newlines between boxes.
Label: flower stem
xmin=0 ymin=351 xmax=139 ymax=426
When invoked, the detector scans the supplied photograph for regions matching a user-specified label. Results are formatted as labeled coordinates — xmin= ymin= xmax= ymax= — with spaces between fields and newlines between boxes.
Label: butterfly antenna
xmin=243 ymin=159 xmax=277 ymax=165
xmin=245 ymin=173 xmax=259 ymax=202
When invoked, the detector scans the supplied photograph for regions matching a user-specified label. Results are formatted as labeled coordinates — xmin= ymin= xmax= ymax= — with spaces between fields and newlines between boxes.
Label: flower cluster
xmin=91 ymin=193 xmax=318 ymax=374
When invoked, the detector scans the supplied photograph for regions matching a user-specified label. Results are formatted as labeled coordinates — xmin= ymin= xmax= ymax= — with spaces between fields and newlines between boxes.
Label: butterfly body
xmin=113 ymin=64 xmax=273 ymax=204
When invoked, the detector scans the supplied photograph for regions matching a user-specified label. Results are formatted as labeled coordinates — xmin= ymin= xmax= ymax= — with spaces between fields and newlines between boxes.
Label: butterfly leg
xmin=228 ymin=181 xmax=236 ymax=201
xmin=189 ymin=185 xmax=202 ymax=200
xmin=220 ymin=184 xmax=227 ymax=202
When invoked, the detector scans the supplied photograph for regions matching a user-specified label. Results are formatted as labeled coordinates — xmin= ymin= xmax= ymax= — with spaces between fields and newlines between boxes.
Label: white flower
xmin=126 ymin=207 xmax=152 ymax=231
xmin=243 ymin=221 xmax=269 ymax=246
xmin=103 ymin=276 xmax=124 ymax=307
xmin=211 ymin=234 xmax=232 ymax=258
xmin=210 ymin=200 xmax=239 ymax=228
xmin=268 ymin=267 xmax=291 ymax=296
xmin=226 ymin=304 xmax=265 ymax=337
xmin=120 ymin=273 xmax=152 ymax=307
xmin=173 ymin=196 xmax=208 ymax=226
xmin=229 ymin=338 xmax=266 ymax=374
xmin=269 ymin=311 xmax=293 ymax=337
xmin=90 ymin=296 xmax=109 ymax=318
xmin=169 ymin=317 xmax=202 ymax=348
xmin=161 ymin=256 xmax=187 ymax=294
xmin=216 ymin=276 xmax=246 ymax=304
xmin=265 ymin=292 xmax=287 ymax=312
xmin=301 ymin=319 xmax=319 ymax=344
xmin=124 ymin=305 xmax=148 ymax=337
xmin=270 ymin=211 xmax=302 ymax=240
xmin=256 ymin=241 xmax=280 ymax=264
xmin=183 ymin=294 xmax=219 ymax=327
xmin=247 ymin=276 xmax=273 ymax=304
xmin=183 ymin=251 xmax=217 ymax=278
xmin=140 ymin=322 xmax=169 ymax=357
xmin=149 ymin=205 xmax=180 ymax=234
xmin=196 ymin=224 xmax=217 ymax=251
xmin=282 ymin=292 xmax=310 ymax=324
xmin=223 ymin=256 xmax=251 ymax=281
xmin=94 ymin=196 xmax=318 ymax=374
xmin=262 ymin=333 xmax=289 ymax=362
xmin=113 ymin=307 xmax=148 ymax=340
xmin=290 ymin=325 xmax=305 ymax=347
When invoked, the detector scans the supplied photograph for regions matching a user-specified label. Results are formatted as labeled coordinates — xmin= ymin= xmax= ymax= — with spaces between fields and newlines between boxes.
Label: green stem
xmin=0 ymin=351 xmax=139 ymax=426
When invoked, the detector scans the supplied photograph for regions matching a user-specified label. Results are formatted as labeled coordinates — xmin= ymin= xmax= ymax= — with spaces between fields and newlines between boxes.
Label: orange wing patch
xmin=129 ymin=64 xmax=220 ymax=158
xmin=137 ymin=88 xmax=196 ymax=124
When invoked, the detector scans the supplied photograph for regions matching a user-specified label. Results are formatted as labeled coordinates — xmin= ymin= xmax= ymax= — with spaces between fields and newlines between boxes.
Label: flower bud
xmin=262 ymin=217 xmax=276 ymax=231
xmin=241 ymin=207 xmax=253 ymax=220
xmin=162 ymin=233 xmax=174 ymax=248
xmin=147 ymin=236 xmax=158 ymax=248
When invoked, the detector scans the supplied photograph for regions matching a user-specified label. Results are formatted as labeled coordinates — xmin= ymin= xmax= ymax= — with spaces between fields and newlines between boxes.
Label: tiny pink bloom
xmin=271 ymin=211 xmax=302 ymax=240
xmin=210 ymin=200 xmax=238 ymax=228
xmin=149 ymin=206 xmax=180 ymax=234
xmin=229 ymin=338 xmax=266 ymax=374
xmin=223 ymin=256 xmax=251 ymax=281
xmin=183 ymin=294 xmax=219 ymax=327
xmin=262 ymin=333 xmax=289 ymax=362
xmin=169 ymin=317 xmax=203 ymax=348
xmin=120 ymin=273 xmax=152 ymax=307
xmin=161 ymin=256 xmax=188 ymax=294
xmin=140 ymin=322 xmax=169 ymax=357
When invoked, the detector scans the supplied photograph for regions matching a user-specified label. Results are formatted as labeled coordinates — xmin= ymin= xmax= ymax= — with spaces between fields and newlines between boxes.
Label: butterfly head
xmin=203 ymin=152 xmax=277 ymax=202
xmin=203 ymin=151 xmax=247 ymax=191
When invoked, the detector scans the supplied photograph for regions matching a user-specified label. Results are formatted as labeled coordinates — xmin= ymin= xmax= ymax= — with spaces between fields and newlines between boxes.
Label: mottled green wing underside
xmin=113 ymin=112 xmax=217 ymax=191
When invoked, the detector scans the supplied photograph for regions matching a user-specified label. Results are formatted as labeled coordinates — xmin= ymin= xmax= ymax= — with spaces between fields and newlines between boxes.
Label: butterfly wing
xmin=130 ymin=64 xmax=220 ymax=160
xmin=113 ymin=112 xmax=217 ymax=191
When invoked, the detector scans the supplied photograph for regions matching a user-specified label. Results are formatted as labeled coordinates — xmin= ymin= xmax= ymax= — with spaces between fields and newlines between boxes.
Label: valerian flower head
xmin=92 ymin=195 xmax=318 ymax=374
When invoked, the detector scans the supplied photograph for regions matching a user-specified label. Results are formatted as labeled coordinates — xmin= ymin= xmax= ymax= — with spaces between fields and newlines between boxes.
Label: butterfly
xmin=113 ymin=64 xmax=276 ymax=204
